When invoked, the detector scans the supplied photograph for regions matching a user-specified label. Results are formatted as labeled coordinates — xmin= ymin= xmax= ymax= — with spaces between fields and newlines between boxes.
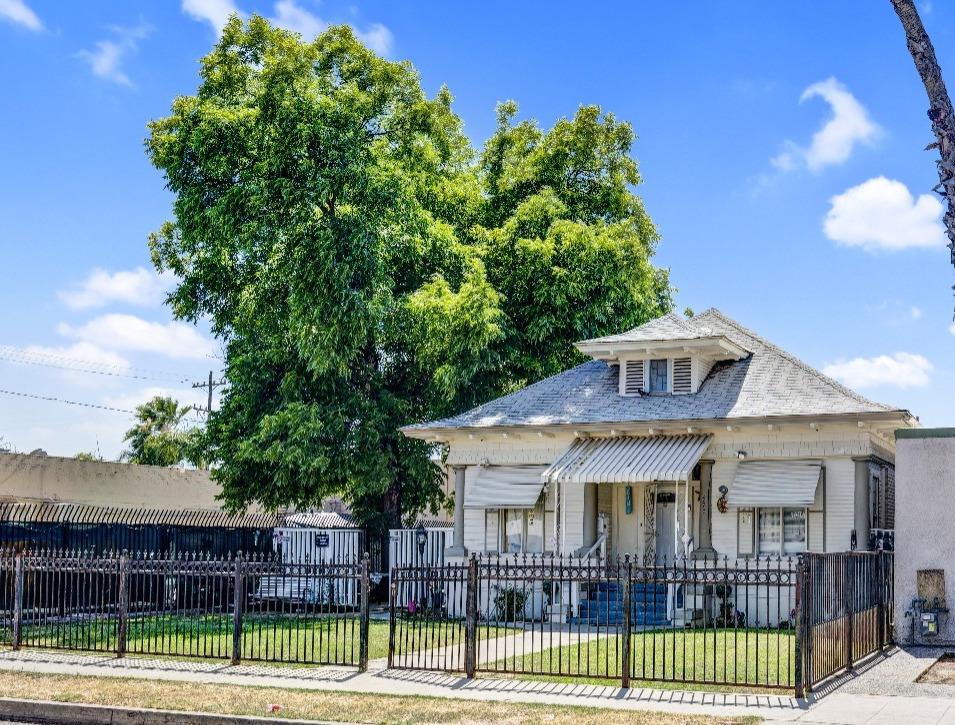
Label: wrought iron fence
xmin=0 ymin=547 xmax=893 ymax=694
xmin=390 ymin=553 xmax=801 ymax=690
xmin=0 ymin=548 xmax=371 ymax=668
xmin=801 ymin=551 xmax=893 ymax=692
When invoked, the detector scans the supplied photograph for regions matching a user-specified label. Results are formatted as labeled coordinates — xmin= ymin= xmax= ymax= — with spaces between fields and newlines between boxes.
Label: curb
xmin=0 ymin=698 xmax=346 ymax=725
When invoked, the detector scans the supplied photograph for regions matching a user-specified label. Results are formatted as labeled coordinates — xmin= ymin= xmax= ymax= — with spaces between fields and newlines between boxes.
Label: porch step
xmin=573 ymin=582 xmax=672 ymax=627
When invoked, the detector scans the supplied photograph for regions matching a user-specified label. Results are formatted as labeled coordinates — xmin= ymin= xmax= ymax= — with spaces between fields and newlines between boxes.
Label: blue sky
xmin=1 ymin=0 xmax=953 ymax=458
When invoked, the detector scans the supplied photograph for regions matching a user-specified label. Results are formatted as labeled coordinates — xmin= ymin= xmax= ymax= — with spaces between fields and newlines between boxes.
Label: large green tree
xmin=147 ymin=16 xmax=671 ymax=536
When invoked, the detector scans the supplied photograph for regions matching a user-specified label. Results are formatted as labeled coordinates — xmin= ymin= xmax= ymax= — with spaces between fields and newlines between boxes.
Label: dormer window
xmin=582 ymin=312 xmax=751 ymax=399
xmin=648 ymin=359 xmax=668 ymax=393
xmin=619 ymin=356 xmax=700 ymax=396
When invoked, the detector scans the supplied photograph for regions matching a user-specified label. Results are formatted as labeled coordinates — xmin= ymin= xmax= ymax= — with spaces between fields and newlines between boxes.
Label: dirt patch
xmin=916 ymin=653 xmax=955 ymax=684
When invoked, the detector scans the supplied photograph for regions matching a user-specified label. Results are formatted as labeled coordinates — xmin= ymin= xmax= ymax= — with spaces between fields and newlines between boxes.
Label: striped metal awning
xmin=728 ymin=460 xmax=822 ymax=507
xmin=543 ymin=434 xmax=712 ymax=484
xmin=0 ymin=502 xmax=277 ymax=528
xmin=464 ymin=465 xmax=548 ymax=509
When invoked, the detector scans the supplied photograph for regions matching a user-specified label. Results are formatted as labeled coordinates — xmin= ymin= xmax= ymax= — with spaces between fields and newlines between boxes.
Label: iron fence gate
xmin=389 ymin=562 xmax=470 ymax=671
xmin=0 ymin=549 xmax=371 ymax=668
xmin=800 ymin=551 xmax=893 ymax=692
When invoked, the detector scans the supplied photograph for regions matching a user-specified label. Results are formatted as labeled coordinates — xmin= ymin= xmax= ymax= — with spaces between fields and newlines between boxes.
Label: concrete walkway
xmin=381 ymin=626 xmax=616 ymax=671
xmin=0 ymin=648 xmax=954 ymax=723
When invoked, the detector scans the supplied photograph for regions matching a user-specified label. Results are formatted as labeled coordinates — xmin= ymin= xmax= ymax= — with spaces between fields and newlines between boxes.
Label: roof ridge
xmin=693 ymin=308 xmax=890 ymax=411
xmin=622 ymin=310 xmax=692 ymax=335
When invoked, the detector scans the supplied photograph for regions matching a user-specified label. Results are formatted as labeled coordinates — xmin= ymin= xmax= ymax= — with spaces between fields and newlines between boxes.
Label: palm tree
xmin=890 ymin=0 xmax=955 ymax=290
xmin=122 ymin=396 xmax=199 ymax=467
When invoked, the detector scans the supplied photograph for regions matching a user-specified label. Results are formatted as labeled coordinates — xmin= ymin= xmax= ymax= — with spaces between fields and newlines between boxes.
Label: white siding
xmin=562 ymin=481 xmax=585 ymax=553
xmin=823 ymin=457 xmax=855 ymax=552
xmin=710 ymin=460 xmax=738 ymax=555
xmin=446 ymin=424 xmax=891 ymax=559
xmin=693 ymin=357 xmax=715 ymax=392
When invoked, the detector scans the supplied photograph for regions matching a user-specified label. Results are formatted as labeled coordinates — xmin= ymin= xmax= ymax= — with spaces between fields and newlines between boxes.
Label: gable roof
xmin=403 ymin=308 xmax=908 ymax=433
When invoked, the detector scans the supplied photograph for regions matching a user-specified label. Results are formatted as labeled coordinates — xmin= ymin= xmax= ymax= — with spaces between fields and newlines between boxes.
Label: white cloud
xmin=823 ymin=352 xmax=932 ymax=389
xmin=271 ymin=0 xmax=326 ymax=38
xmin=76 ymin=23 xmax=152 ymax=87
xmin=355 ymin=22 xmax=392 ymax=55
xmin=182 ymin=0 xmax=241 ymax=33
xmin=911 ymin=306 xmax=923 ymax=320
xmin=103 ymin=385 xmax=208 ymax=415
xmin=270 ymin=1 xmax=392 ymax=53
xmin=824 ymin=176 xmax=946 ymax=251
xmin=0 ymin=0 xmax=42 ymax=31
xmin=772 ymin=77 xmax=880 ymax=172
xmin=184 ymin=0 xmax=393 ymax=53
xmin=949 ymin=322 xmax=955 ymax=336
xmin=21 ymin=342 xmax=131 ymax=371
xmin=59 ymin=267 xmax=169 ymax=310
xmin=58 ymin=314 xmax=215 ymax=361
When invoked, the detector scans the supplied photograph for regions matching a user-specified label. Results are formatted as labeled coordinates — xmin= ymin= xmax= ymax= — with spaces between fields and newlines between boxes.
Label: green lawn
xmin=12 ymin=614 xmax=505 ymax=665
xmin=16 ymin=613 xmax=373 ymax=663
xmin=485 ymin=628 xmax=795 ymax=689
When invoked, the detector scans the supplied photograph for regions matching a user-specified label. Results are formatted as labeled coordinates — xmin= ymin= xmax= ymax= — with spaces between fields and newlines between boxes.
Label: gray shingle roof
xmin=580 ymin=312 xmax=717 ymax=345
xmin=405 ymin=308 xmax=903 ymax=432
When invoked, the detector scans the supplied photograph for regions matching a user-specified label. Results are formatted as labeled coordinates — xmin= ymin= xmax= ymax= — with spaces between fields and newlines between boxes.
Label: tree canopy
xmin=147 ymin=16 xmax=672 ymax=532
xmin=122 ymin=396 xmax=199 ymax=467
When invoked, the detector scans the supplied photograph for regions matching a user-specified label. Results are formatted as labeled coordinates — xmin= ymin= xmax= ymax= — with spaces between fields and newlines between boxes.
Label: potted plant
xmin=713 ymin=584 xmax=735 ymax=627
xmin=493 ymin=585 xmax=529 ymax=623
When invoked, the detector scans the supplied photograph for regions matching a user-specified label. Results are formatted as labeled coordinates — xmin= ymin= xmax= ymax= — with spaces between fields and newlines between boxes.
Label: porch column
xmin=447 ymin=465 xmax=467 ymax=557
xmin=582 ymin=482 xmax=598 ymax=552
xmin=692 ymin=460 xmax=717 ymax=559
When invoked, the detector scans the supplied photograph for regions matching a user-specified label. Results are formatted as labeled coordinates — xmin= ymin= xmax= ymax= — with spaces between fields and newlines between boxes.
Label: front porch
xmin=543 ymin=434 xmax=716 ymax=564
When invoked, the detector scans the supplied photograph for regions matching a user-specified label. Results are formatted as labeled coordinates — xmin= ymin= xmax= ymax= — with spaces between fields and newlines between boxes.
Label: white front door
xmin=655 ymin=489 xmax=677 ymax=564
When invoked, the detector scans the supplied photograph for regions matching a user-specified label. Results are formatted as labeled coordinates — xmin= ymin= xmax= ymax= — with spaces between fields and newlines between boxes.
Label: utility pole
xmin=192 ymin=371 xmax=226 ymax=416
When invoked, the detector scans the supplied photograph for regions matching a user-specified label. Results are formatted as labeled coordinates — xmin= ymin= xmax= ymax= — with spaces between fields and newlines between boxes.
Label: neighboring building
xmin=403 ymin=309 xmax=913 ymax=565
xmin=0 ymin=451 xmax=274 ymax=553
xmin=894 ymin=428 xmax=955 ymax=645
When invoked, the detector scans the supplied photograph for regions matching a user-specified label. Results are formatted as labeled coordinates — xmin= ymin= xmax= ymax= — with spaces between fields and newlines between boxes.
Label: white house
xmin=402 ymin=309 xmax=912 ymax=567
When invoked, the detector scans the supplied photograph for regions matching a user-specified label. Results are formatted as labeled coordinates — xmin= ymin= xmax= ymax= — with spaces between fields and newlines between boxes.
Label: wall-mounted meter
xmin=921 ymin=612 xmax=939 ymax=637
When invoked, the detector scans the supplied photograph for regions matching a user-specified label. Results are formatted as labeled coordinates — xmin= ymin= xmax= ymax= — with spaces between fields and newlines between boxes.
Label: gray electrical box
xmin=921 ymin=612 xmax=940 ymax=637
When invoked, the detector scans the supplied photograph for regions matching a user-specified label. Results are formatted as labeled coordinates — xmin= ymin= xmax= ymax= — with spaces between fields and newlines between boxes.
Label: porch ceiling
xmin=543 ymin=434 xmax=712 ymax=484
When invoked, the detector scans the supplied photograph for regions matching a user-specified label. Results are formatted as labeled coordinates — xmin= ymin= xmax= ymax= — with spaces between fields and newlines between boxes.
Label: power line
xmin=192 ymin=370 xmax=227 ymax=415
xmin=0 ymin=388 xmax=135 ymax=415
xmin=0 ymin=345 xmax=193 ymax=383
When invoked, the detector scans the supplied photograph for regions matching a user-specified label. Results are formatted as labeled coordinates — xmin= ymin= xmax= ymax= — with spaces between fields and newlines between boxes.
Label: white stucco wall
xmin=894 ymin=430 xmax=955 ymax=644
xmin=0 ymin=451 xmax=224 ymax=510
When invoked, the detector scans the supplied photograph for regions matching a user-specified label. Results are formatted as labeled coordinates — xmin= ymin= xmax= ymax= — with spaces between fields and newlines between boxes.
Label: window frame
xmin=648 ymin=358 xmax=669 ymax=394
xmin=756 ymin=506 xmax=807 ymax=556
xmin=498 ymin=506 xmax=546 ymax=554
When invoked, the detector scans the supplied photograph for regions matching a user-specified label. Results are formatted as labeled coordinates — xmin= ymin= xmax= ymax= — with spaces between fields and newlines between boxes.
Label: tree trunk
xmin=890 ymin=0 xmax=955 ymax=293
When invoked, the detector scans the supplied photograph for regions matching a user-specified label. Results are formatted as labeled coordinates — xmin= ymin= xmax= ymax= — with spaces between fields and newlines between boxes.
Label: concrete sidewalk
xmin=0 ymin=648 xmax=953 ymax=723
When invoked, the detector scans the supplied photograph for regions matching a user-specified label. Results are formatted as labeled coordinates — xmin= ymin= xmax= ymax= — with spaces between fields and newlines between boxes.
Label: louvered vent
xmin=673 ymin=357 xmax=692 ymax=394
xmin=622 ymin=360 xmax=644 ymax=395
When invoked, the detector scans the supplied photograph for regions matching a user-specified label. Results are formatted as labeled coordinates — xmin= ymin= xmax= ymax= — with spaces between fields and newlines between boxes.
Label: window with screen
xmin=648 ymin=358 xmax=668 ymax=393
